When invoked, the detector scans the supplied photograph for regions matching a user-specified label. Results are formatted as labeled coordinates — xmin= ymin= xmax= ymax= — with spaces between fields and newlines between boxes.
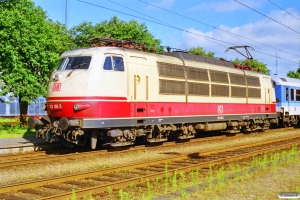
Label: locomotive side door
xmin=130 ymin=56 xmax=148 ymax=117
xmin=130 ymin=56 xmax=148 ymax=100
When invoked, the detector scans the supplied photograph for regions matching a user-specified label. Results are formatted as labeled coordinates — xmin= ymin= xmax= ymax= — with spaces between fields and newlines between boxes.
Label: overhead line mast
xmin=65 ymin=0 xmax=68 ymax=28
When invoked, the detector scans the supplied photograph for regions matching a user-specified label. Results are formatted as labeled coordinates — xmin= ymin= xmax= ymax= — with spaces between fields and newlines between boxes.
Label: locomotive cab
xmin=29 ymin=47 xmax=130 ymax=148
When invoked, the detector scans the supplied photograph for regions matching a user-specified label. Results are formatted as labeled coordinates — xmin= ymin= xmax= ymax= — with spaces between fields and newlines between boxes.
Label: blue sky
xmin=32 ymin=0 xmax=300 ymax=76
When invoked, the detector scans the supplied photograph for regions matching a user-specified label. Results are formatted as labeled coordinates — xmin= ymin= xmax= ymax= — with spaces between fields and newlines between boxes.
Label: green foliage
xmin=0 ymin=0 xmax=74 ymax=119
xmin=71 ymin=189 xmax=77 ymax=200
xmin=231 ymin=58 xmax=270 ymax=74
xmin=164 ymin=162 xmax=169 ymax=193
xmin=189 ymin=47 xmax=215 ymax=58
xmin=119 ymin=189 xmax=124 ymax=200
xmin=287 ymin=67 xmax=300 ymax=79
xmin=172 ymin=170 xmax=178 ymax=190
xmin=146 ymin=179 xmax=152 ymax=200
xmin=70 ymin=16 xmax=163 ymax=53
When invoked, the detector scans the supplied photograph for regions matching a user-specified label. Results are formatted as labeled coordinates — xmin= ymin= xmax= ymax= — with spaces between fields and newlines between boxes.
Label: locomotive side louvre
xmin=31 ymin=46 xmax=278 ymax=149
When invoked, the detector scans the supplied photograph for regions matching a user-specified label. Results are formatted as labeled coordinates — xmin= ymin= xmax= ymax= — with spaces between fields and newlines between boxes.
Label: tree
xmin=70 ymin=16 xmax=164 ymax=53
xmin=188 ymin=47 xmax=215 ymax=58
xmin=231 ymin=58 xmax=270 ymax=74
xmin=0 ymin=0 xmax=74 ymax=123
xmin=287 ymin=67 xmax=300 ymax=79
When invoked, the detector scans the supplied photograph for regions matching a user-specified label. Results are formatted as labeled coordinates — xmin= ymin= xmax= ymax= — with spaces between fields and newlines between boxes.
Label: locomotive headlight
xmin=74 ymin=103 xmax=90 ymax=111
xmin=74 ymin=104 xmax=80 ymax=111
xmin=52 ymin=73 xmax=62 ymax=82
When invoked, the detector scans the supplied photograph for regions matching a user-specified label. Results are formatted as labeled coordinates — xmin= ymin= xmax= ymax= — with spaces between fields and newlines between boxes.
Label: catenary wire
xmin=76 ymin=0 xmax=299 ymax=65
xmin=77 ymin=0 xmax=236 ymax=47
xmin=268 ymin=0 xmax=300 ymax=21
xmin=234 ymin=0 xmax=300 ymax=35
xmin=137 ymin=0 xmax=300 ymax=58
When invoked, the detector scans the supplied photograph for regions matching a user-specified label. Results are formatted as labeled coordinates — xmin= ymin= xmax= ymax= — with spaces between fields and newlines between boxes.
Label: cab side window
xmin=113 ymin=57 xmax=124 ymax=71
xmin=103 ymin=56 xmax=124 ymax=71
xmin=103 ymin=57 xmax=113 ymax=70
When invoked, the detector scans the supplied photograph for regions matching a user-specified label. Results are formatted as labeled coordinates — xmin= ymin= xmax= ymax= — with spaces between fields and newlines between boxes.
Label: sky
xmin=32 ymin=0 xmax=300 ymax=76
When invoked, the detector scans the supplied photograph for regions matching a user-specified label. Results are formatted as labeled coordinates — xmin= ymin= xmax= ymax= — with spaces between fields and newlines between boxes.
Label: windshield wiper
xmin=66 ymin=63 xmax=87 ymax=78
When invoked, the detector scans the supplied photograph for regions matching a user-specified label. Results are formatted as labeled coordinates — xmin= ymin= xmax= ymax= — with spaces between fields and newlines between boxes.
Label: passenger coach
xmin=272 ymin=75 xmax=300 ymax=127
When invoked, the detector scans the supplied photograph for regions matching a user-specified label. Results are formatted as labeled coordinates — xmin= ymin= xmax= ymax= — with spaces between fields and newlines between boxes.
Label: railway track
xmin=0 ymin=133 xmax=299 ymax=200
xmin=0 ymin=127 xmax=292 ymax=168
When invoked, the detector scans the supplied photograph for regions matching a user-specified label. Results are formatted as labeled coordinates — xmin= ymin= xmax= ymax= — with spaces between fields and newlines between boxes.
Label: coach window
xmin=296 ymin=89 xmax=300 ymax=101
xmin=291 ymin=88 xmax=295 ymax=101
xmin=286 ymin=88 xmax=289 ymax=101
xmin=103 ymin=56 xmax=124 ymax=71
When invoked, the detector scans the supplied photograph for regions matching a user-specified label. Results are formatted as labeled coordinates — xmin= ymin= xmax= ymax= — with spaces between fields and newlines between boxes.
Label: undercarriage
xmin=28 ymin=116 xmax=277 ymax=149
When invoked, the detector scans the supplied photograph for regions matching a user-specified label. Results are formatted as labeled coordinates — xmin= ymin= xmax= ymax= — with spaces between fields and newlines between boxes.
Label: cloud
xmin=189 ymin=0 xmax=263 ymax=12
xmin=178 ymin=10 xmax=300 ymax=75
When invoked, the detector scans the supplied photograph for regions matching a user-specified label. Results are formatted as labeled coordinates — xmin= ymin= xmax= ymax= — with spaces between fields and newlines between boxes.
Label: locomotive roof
xmin=61 ymin=47 xmax=232 ymax=68
xmin=272 ymin=75 xmax=300 ymax=87
xmin=164 ymin=51 xmax=235 ymax=68
xmin=60 ymin=46 xmax=263 ymax=76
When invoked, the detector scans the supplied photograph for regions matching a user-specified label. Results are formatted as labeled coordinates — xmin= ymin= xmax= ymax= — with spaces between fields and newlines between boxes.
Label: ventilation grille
xmin=231 ymin=86 xmax=246 ymax=98
xmin=186 ymin=67 xmax=209 ymax=81
xmin=230 ymin=73 xmax=246 ymax=85
xmin=247 ymin=76 xmax=260 ymax=86
xmin=248 ymin=88 xmax=261 ymax=98
xmin=210 ymin=70 xmax=228 ymax=83
xmin=159 ymin=80 xmax=185 ymax=94
xmin=188 ymin=83 xmax=209 ymax=96
xmin=157 ymin=62 xmax=185 ymax=79
xmin=211 ymin=84 xmax=229 ymax=97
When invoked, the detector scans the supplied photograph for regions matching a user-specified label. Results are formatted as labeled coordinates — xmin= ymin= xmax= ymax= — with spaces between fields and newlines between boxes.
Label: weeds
xmin=164 ymin=162 xmax=169 ymax=193
xmin=119 ymin=189 xmax=124 ymax=200
xmin=147 ymin=179 xmax=152 ymax=200
xmin=216 ymin=166 xmax=226 ymax=184
xmin=82 ymin=146 xmax=300 ymax=200
xmin=209 ymin=163 xmax=214 ymax=187
xmin=71 ymin=189 xmax=76 ymax=200
xmin=172 ymin=170 xmax=178 ymax=190
xmin=180 ymin=171 xmax=186 ymax=198
xmin=107 ymin=186 xmax=113 ymax=194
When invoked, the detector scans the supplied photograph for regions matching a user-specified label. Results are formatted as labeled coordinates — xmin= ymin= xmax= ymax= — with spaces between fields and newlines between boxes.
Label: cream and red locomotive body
xmin=29 ymin=43 xmax=277 ymax=149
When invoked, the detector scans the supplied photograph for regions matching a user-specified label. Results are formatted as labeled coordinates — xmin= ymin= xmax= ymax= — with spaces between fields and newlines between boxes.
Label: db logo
xmin=218 ymin=105 xmax=223 ymax=113
xmin=52 ymin=83 xmax=61 ymax=91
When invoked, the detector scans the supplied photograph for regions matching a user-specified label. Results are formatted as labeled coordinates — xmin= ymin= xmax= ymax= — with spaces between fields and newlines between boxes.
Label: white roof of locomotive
xmin=272 ymin=74 xmax=300 ymax=87
xmin=60 ymin=47 xmax=122 ymax=57
xmin=60 ymin=46 xmax=268 ymax=78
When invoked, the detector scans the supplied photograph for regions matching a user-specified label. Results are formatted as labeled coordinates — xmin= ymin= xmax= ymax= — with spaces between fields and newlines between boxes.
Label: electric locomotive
xmin=28 ymin=38 xmax=278 ymax=149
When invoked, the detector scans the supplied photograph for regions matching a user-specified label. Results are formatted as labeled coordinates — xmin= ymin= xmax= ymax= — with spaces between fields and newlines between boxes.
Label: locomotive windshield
xmin=58 ymin=56 xmax=91 ymax=70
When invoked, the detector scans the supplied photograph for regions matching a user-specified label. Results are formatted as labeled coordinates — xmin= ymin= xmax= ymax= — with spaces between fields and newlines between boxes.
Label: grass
xmin=0 ymin=116 xmax=36 ymax=138
xmin=94 ymin=145 xmax=300 ymax=200
xmin=0 ymin=116 xmax=23 ymax=123
xmin=0 ymin=129 xmax=36 ymax=138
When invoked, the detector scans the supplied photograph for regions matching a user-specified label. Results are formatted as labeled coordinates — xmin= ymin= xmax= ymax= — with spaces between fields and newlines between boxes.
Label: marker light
xmin=74 ymin=103 xmax=90 ymax=111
